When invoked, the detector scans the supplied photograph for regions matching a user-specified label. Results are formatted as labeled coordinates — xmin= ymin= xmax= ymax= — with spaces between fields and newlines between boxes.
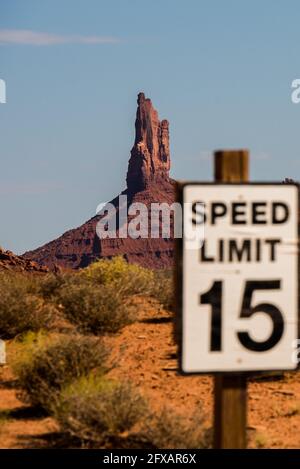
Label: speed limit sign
xmin=178 ymin=182 xmax=299 ymax=373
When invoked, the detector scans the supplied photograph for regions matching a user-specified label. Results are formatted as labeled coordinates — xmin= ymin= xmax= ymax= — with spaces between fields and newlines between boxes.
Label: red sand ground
xmin=0 ymin=301 xmax=300 ymax=448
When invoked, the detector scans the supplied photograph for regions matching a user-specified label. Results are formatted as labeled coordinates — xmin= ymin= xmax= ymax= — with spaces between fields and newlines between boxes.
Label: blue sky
xmin=1 ymin=0 xmax=300 ymax=253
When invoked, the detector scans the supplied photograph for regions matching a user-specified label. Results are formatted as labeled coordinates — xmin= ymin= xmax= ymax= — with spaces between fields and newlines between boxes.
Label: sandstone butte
xmin=23 ymin=93 xmax=176 ymax=270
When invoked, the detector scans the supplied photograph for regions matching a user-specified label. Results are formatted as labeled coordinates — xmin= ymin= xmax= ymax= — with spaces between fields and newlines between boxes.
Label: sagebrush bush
xmin=0 ymin=272 xmax=57 ymax=339
xmin=54 ymin=375 xmax=147 ymax=447
xmin=82 ymin=257 xmax=173 ymax=310
xmin=139 ymin=407 xmax=210 ymax=449
xmin=53 ymin=377 xmax=209 ymax=449
xmin=151 ymin=270 xmax=173 ymax=311
xmin=14 ymin=334 xmax=109 ymax=412
xmin=82 ymin=256 xmax=155 ymax=296
xmin=36 ymin=272 xmax=69 ymax=300
xmin=57 ymin=280 xmax=134 ymax=334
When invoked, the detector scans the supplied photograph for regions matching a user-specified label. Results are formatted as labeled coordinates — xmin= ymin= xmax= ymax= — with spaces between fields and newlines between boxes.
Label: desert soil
xmin=1 ymin=300 xmax=300 ymax=449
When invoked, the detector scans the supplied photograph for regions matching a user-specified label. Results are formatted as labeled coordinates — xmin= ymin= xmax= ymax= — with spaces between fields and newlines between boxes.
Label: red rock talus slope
xmin=23 ymin=93 xmax=175 ymax=270
xmin=0 ymin=247 xmax=49 ymax=272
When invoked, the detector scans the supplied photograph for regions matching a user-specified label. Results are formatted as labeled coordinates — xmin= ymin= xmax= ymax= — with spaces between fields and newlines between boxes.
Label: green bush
xmin=54 ymin=375 xmax=147 ymax=447
xmin=57 ymin=280 xmax=134 ymax=334
xmin=0 ymin=272 xmax=57 ymax=339
xmin=14 ymin=334 xmax=109 ymax=412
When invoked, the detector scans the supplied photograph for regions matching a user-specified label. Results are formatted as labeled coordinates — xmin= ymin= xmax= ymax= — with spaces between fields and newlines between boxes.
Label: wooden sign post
xmin=213 ymin=150 xmax=248 ymax=449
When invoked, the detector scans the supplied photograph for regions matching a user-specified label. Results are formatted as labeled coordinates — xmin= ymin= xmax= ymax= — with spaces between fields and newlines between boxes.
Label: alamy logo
xmin=0 ymin=79 xmax=6 ymax=103
xmin=95 ymin=196 xmax=205 ymax=250
xmin=291 ymin=79 xmax=300 ymax=103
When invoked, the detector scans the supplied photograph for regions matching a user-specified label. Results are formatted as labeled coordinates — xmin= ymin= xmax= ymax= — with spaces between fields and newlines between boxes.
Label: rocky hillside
xmin=0 ymin=247 xmax=49 ymax=272
xmin=23 ymin=93 xmax=176 ymax=270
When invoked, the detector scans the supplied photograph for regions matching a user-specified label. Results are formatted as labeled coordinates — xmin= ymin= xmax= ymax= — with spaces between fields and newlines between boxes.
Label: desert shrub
xmin=53 ymin=375 xmax=147 ymax=447
xmin=0 ymin=271 xmax=39 ymax=294
xmin=54 ymin=378 xmax=209 ymax=449
xmin=82 ymin=257 xmax=174 ymax=310
xmin=14 ymin=334 xmax=109 ymax=412
xmin=0 ymin=272 xmax=57 ymax=339
xmin=82 ymin=256 xmax=156 ymax=297
xmin=36 ymin=272 xmax=70 ymax=300
xmin=57 ymin=281 xmax=134 ymax=334
xmin=151 ymin=270 xmax=173 ymax=311
xmin=138 ymin=407 xmax=210 ymax=449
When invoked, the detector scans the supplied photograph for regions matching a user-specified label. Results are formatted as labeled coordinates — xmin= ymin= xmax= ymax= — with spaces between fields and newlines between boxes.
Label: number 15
xmin=200 ymin=280 xmax=284 ymax=352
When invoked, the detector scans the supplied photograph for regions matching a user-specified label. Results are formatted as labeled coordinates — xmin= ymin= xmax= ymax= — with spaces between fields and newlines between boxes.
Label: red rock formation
xmin=0 ymin=247 xmax=49 ymax=272
xmin=23 ymin=93 xmax=175 ymax=270
xmin=126 ymin=92 xmax=170 ymax=192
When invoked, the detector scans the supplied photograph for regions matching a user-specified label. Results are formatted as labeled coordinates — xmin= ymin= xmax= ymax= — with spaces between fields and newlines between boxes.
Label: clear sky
xmin=1 ymin=0 xmax=300 ymax=253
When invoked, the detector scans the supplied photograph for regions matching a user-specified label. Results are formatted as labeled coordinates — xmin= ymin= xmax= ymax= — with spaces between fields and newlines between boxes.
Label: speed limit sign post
xmin=176 ymin=150 xmax=299 ymax=448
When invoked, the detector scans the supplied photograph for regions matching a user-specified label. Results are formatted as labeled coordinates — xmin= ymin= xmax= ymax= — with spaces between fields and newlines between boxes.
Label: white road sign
xmin=180 ymin=183 xmax=299 ymax=373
